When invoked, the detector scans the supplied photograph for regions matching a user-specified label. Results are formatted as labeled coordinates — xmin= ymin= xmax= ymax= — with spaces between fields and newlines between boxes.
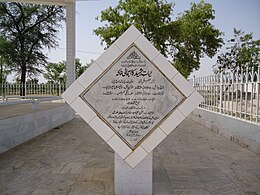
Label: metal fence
xmin=2 ymin=66 xmax=259 ymax=124
xmin=0 ymin=83 xmax=66 ymax=101
xmin=192 ymin=66 xmax=260 ymax=124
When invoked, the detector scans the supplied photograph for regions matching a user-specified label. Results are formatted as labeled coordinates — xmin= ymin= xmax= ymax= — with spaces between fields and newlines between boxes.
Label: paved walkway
xmin=0 ymin=116 xmax=259 ymax=195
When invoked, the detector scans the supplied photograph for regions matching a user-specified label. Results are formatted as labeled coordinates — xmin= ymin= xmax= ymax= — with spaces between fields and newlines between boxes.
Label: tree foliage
xmin=0 ymin=36 xmax=11 ymax=83
xmin=214 ymin=29 xmax=260 ymax=73
xmin=169 ymin=2 xmax=223 ymax=77
xmin=44 ymin=58 xmax=91 ymax=84
xmin=0 ymin=2 xmax=65 ymax=94
xmin=44 ymin=61 xmax=66 ymax=84
xmin=0 ymin=62 xmax=11 ymax=84
xmin=94 ymin=0 xmax=173 ymax=55
xmin=76 ymin=59 xmax=92 ymax=79
xmin=94 ymin=0 xmax=223 ymax=78
xmin=0 ymin=36 xmax=10 ymax=61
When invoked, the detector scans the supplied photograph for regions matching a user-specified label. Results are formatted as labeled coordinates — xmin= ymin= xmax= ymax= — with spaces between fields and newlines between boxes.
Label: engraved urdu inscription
xmin=81 ymin=45 xmax=185 ymax=149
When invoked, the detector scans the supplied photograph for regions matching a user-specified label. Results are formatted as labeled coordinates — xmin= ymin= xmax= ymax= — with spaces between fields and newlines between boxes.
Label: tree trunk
xmin=20 ymin=66 xmax=26 ymax=96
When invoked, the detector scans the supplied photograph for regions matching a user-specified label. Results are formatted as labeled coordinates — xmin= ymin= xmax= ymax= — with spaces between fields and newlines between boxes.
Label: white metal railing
xmin=192 ymin=65 xmax=260 ymax=124
xmin=0 ymin=83 xmax=66 ymax=102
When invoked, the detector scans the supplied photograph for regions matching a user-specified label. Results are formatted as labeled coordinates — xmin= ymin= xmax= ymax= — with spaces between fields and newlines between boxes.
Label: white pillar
xmin=66 ymin=2 xmax=76 ymax=88
xmin=115 ymin=152 xmax=153 ymax=195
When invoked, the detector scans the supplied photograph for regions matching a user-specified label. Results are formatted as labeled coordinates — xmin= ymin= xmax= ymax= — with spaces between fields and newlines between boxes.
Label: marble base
xmin=114 ymin=152 xmax=152 ymax=195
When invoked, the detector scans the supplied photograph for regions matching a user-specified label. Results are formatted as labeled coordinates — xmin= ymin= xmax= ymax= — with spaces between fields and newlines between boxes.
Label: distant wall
xmin=189 ymin=108 xmax=260 ymax=155
xmin=0 ymin=105 xmax=75 ymax=154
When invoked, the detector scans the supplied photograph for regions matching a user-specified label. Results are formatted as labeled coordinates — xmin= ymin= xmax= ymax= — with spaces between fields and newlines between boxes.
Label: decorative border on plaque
xmin=80 ymin=44 xmax=186 ymax=150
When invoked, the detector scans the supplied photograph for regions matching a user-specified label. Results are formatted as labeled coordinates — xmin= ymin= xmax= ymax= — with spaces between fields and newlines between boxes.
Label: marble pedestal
xmin=114 ymin=152 xmax=153 ymax=195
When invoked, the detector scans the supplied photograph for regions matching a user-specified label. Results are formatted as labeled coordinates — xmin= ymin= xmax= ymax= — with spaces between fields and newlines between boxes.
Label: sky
xmin=45 ymin=0 xmax=260 ymax=81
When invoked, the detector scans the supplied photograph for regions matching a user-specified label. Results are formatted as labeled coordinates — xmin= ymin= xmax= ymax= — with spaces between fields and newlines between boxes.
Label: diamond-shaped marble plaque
xmin=62 ymin=25 xmax=203 ymax=168
xmin=81 ymin=45 xmax=185 ymax=149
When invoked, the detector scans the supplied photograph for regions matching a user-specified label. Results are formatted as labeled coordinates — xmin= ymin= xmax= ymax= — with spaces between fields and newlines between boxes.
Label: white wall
xmin=0 ymin=105 xmax=75 ymax=154
xmin=189 ymin=108 xmax=260 ymax=155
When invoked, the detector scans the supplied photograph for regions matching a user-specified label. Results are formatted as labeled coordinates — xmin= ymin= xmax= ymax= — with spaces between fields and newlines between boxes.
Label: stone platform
xmin=0 ymin=102 xmax=74 ymax=154
xmin=0 ymin=116 xmax=259 ymax=194
xmin=0 ymin=102 xmax=65 ymax=120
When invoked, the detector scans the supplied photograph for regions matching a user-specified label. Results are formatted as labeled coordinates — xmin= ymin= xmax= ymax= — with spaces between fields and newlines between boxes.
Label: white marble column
xmin=115 ymin=152 xmax=153 ymax=195
xmin=66 ymin=2 xmax=76 ymax=88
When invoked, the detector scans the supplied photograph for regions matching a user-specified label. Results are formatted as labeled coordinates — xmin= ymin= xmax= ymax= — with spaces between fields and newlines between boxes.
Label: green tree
xmin=0 ymin=61 xmax=10 ymax=84
xmin=27 ymin=78 xmax=39 ymax=84
xmin=94 ymin=0 xmax=223 ymax=78
xmin=0 ymin=37 xmax=11 ymax=84
xmin=44 ymin=61 xmax=66 ymax=84
xmin=214 ymin=29 xmax=260 ymax=74
xmin=44 ymin=58 xmax=91 ymax=84
xmin=0 ymin=2 xmax=65 ymax=95
xmin=169 ymin=1 xmax=223 ymax=77
xmin=76 ymin=58 xmax=92 ymax=79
